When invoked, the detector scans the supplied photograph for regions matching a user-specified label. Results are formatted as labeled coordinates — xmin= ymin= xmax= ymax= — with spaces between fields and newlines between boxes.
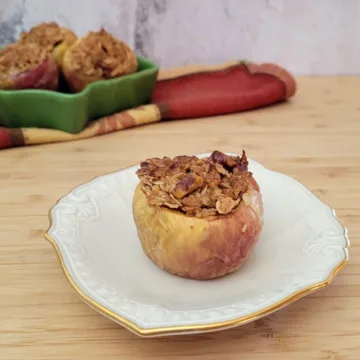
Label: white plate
xmin=45 ymin=152 xmax=349 ymax=337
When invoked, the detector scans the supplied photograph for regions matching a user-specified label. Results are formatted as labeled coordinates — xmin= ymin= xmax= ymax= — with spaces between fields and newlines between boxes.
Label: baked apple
xmin=132 ymin=151 xmax=264 ymax=280
xmin=62 ymin=29 xmax=138 ymax=92
xmin=0 ymin=43 xmax=58 ymax=90
xmin=19 ymin=22 xmax=77 ymax=67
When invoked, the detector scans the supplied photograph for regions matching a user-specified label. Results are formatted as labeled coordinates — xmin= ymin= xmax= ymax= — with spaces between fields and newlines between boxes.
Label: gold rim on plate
xmin=44 ymin=159 xmax=350 ymax=337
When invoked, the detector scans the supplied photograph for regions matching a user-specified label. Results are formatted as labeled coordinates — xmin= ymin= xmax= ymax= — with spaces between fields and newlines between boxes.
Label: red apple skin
xmin=10 ymin=57 xmax=59 ymax=91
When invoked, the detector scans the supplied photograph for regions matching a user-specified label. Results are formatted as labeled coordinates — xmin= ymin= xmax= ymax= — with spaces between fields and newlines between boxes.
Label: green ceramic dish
xmin=0 ymin=56 xmax=158 ymax=133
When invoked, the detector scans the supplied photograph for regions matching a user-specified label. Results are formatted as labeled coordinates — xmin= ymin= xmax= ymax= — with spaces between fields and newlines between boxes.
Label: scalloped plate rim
xmin=44 ymin=152 xmax=350 ymax=337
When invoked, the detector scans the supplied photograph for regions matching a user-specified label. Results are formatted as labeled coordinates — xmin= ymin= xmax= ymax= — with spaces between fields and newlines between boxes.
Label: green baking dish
xmin=0 ymin=56 xmax=159 ymax=133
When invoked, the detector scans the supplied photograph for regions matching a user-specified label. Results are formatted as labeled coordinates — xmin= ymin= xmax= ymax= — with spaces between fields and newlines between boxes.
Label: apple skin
xmin=61 ymin=39 xmax=92 ymax=93
xmin=1 ymin=56 xmax=59 ymax=91
xmin=52 ymin=37 xmax=75 ymax=68
xmin=132 ymin=176 xmax=264 ymax=280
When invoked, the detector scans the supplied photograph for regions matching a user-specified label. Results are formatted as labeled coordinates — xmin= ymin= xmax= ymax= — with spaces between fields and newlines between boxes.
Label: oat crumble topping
xmin=19 ymin=22 xmax=76 ymax=52
xmin=136 ymin=151 xmax=252 ymax=218
xmin=0 ymin=43 xmax=49 ymax=86
xmin=65 ymin=28 xmax=137 ymax=80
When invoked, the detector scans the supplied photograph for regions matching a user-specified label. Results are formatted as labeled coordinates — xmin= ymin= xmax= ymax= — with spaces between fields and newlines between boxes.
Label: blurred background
xmin=1 ymin=0 xmax=360 ymax=75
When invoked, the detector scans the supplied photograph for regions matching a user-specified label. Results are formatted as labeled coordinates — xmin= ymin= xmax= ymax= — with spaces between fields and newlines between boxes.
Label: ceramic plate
xmin=45 ymin=152 xmax=349 ymax=337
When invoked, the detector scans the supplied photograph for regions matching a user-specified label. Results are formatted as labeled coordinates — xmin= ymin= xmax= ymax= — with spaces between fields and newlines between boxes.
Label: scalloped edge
xmin=44 ymin=153 xmax=350 ymax=337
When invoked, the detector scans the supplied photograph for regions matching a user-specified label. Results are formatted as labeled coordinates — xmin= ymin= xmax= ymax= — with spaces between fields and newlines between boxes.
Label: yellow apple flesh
xmin=132 ymin=177 xmax=264 ymax=280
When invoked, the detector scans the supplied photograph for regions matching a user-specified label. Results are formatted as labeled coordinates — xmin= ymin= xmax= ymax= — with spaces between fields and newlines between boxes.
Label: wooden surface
xmin=1 ymin=72 xmax=360 ymax=359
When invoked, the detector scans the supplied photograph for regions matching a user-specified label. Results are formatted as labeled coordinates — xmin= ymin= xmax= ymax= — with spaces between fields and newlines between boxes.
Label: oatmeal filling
xmin=136 ymin=150 xmax=252 ymax=218
xmin=65 ymin=29 xmax=137 ymax=79
xmin=0 ymin=43 xmax=49 ymax=85
xmin=19 ymin=22 xmax=76 ymax=51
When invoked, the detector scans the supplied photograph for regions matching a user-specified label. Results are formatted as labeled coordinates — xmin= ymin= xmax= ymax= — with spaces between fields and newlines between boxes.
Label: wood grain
xmin=1 ymin=71 xmax=360 ymax=359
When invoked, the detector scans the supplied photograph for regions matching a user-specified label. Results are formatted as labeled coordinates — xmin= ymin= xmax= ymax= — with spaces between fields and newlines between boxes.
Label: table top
xmin=1 ymin=69 xmax=359 ymax=359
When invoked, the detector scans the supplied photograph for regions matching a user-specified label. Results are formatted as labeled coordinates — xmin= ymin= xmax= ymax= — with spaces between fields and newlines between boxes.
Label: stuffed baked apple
xmin=19 ymin=22 xmax=77 ymax=67
xmin=62 ymin=29 xmax=138 ymax=92
xmin=132 ymin=151 xmax=264 ymax=280
xmin=0 ymin=43 xmax=58 ymax=90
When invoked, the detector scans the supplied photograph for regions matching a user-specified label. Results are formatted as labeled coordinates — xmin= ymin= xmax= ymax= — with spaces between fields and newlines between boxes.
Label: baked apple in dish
xmin=62 ymin=29 xmax=138 ymax=92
